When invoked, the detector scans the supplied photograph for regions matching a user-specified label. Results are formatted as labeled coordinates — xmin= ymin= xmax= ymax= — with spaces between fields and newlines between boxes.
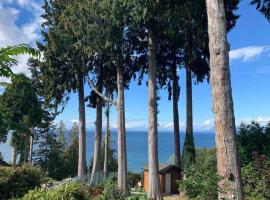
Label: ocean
xmin=0 ymin=131 xmax=215 ymax=172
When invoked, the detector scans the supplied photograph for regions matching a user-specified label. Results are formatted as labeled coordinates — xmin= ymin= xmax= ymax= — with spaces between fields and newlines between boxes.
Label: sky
xmin=0 ymin=0 xmax=270 ymax=132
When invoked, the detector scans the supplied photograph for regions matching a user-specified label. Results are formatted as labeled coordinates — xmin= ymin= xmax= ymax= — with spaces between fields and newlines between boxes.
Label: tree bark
xmin=206 ymin=0 xmax=243 ymax=199
xmin=172 ymin=60 xmax=181 ymax=170
xmin=77 ymin=72 xmax=86 ymax=177
xmin=90 ymin=78 xmax=103 ymax=185
xmin=23 ymin=133 xmax=29 ymax=163
xmin=147 ymin=28 xmax=162 ymax=200
xmin=29 ymin=128 xmax=34 ymax=164
xmin=183 ymin=64 xmax=196 ymax=169
xmin=12 ymin=145 xmax=17 ymax=168
xmin=117 ymin=65 xmax=128 ymax=194
xmin=103 ymin=100 xmax=110 ymax=178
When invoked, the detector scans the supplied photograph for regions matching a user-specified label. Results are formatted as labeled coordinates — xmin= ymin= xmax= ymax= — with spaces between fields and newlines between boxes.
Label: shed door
xmin=165 ymin=173 xmax=171 ymax=194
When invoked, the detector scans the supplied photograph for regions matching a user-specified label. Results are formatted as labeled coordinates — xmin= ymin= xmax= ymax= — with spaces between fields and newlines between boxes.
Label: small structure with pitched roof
xmin=144 ymin=163 xmax=181 ymax=195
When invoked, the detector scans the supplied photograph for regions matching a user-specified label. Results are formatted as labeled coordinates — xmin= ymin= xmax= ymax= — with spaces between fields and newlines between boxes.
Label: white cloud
xmin=0 ymin=1 xmax=43 ymax=82
xmin=236 ymin=116 xmax=270 ymax=126
xmin=229 ymin=46 xmax=270 ymax=62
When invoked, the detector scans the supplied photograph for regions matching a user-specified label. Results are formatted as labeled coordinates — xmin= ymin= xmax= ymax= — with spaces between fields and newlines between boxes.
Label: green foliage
xmin=182 ymin=134 xmax=196 ymax=172
xmin=179 ymin=148 xmax=223 ymax=200
xmin=34 ymin=122 xmax=78 ymax=180
xmin=126 ymin=191 xmax=147 ymax=200
xmin=0 ymin=74 xmax=42 ymax=133
xmin=238 ymin=121 xmax=270 ymax=164
xmin=251 ymin=0 xmax=270 ymax=21
xmin=127 ymin=172 xmax=143 ymax=188
xmin=0 ymin=44 xmax=39 ymax=78
xmin=89 ymin=139 xmax=118 ymax=173
xmin=0 ymin=112 xmax=9 ymax=143
xmin=97 ymin=179 xmax=124 ymax=200
xmin=241 ymin=152 xmax=270 ymax=200
xmin=22 ymin=182 xmax=92 ymax=200
xmin=178 ymin=166 xmax=225 ymax=200
xmin=195 ymin=148 xmax=216 ymax=172
xmin=0 ymin=164 xmax=46 ymax=199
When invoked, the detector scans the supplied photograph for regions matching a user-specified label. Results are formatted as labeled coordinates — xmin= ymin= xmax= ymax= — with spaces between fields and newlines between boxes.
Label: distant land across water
xmin=0 ymin=131 xmax=215 ymax=172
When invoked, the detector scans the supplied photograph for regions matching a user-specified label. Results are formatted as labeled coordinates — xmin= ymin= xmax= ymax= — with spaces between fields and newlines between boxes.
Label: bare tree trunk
xmin=147 ymin=28 xmax=162 ymax=200
xmin=206 ymin=0 xmax=243 ymax=199
xmin=117 ymin=65 xmax=128 ymax=194
xmin=90 ymin=79 xmax=103 ymax=185
xmin=29 ymin=128 xmax=34 ymax=164
xmin=24 ymin=133 xmax=29 ymax=163
xmin=183 ymin=64 xmax=195 ymax=169
xmin=172 ymin=60 xmax=181 ymax=170
xmin=103 ymin=100 xmax=110 ymax=178
xmin=77 ymin=73 xmax=86 ymax=177
xmin=12 ymin=145 xmax=17 ymax=168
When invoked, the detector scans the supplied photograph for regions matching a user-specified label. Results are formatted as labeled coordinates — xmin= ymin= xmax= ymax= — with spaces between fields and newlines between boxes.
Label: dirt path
xmin=163 ymin=195 xmax=189 ymax=200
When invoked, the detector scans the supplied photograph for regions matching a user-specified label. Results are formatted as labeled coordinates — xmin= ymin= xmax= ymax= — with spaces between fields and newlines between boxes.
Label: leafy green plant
xmin=22 ymin=182 xmax=92 ymax=200
xmin=178 ymin=165 xmax=226 ymax=200
xmin=242 ymin=152 xmax=270 ymax=200
xmin=126 ymin=187 xmax=147 ymax=200
xmin=97 ymin=179 xmax=124 ymax=200
xmin=238 ymin=121 xmax=270 ymax=164
xmin=128 ymin=172 xmax=143 ymax=188
xmin=0 ymin=164 xmax=46 ymax=199
xmin=0 ymin=44 xmax=39 ymax=78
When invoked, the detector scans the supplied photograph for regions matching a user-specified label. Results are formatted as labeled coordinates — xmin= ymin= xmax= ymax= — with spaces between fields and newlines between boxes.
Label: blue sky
xmin=0 ymin=0 xmax=269 ymax=131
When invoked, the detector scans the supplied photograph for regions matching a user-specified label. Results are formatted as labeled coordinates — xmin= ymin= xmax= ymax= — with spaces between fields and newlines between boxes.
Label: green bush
xmin=0 ymin=164 xmax=46 ymax=199
xmin=178 ymin=165 xmax=225 ymax=200
xmin=242 ymin=152 xmax=270 ymax=200
xmin=126 ymin=187 xmax=147 ymax=200
xmin=22 ymin=182 xmax=92 ymax=200
xmin=128 ymin=172 xmax=143 ymax=188
xmin=97 ymin=179 xmax=124 ymax=200
xmin=238 ymin=121 xmax=270 ymax=164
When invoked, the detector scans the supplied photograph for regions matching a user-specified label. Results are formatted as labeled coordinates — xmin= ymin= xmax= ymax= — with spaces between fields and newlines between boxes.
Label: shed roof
xmin=144 ymin=163 xmax=180 ymax=174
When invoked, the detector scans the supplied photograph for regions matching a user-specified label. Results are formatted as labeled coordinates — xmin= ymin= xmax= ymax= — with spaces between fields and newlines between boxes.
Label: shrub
xmin=195 ymin=148 xmax=216 ymax=172
xmin=242 ymin=152 xmax=270 ymax=200
xmin=0 ymin=164 xmax=46 ymax=199
xmin=128 ymin=172 xmax=143 ymax=188
xmin=22 ymin=182 xmax=92 ymax=200
xmin=178 ymin=165 xmax=224 ymax=200
xmin=97 ymin=179 xmax=124 ymax=200
xmin=238 ymin=121 xmax=270 ymax=164
xmin=126 ymin=187 xmax=147 ymax=200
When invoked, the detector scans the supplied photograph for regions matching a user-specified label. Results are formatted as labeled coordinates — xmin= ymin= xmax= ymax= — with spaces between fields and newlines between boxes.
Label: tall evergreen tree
xmin=251 ymin=0 xmax=270 ymax=21
xmin=37 ymin=0 xmax=92 ymax=177
xmin=0 ymin=74 xmax=42 ymax=164
xmin=206 ymin=0 xmax=243 ymax=199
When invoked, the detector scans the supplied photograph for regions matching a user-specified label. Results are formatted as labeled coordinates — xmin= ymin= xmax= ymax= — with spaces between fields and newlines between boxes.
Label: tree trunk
xmin=182 ymin=64 xmax=195 ymax=170
xmin=12 ymin=145 xmax=17 ymax=168
xmin=147 ymin=28 xmax=162 ymax=200
xmin=117 ymin=65 xmax=128 ymax=194
xmin=29 ymin=128 xmax=34 ymax=164
xmin=172 ymin=60 xmax=181 ymax=170
xmin=90 ymin=78 xmax=103 ymax=185
xmin=77 ymin=73 xmax=86 ymax=177
xmin=103 ymin=100 xmax=110 ymax=178
xmin=24 ymin=133 xmax=29 ymax=163
xmin=206 ymin=0 xmax=243 ymax=199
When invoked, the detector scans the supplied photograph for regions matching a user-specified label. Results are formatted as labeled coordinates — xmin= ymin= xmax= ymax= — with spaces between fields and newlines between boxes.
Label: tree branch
xmin=87 ymin=79 xmax=117 ymax=106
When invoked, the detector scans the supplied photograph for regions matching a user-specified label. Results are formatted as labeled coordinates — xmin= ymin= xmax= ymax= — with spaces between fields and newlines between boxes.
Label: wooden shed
xmin=144 ymin=163 xmax=181 ymax=195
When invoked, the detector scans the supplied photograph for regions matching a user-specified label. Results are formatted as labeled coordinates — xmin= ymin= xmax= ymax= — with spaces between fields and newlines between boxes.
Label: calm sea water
xmin=86 ymin=131 xmax=215 ymax=172
xmin=0 ymin=131 xmax=215 ymax=172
